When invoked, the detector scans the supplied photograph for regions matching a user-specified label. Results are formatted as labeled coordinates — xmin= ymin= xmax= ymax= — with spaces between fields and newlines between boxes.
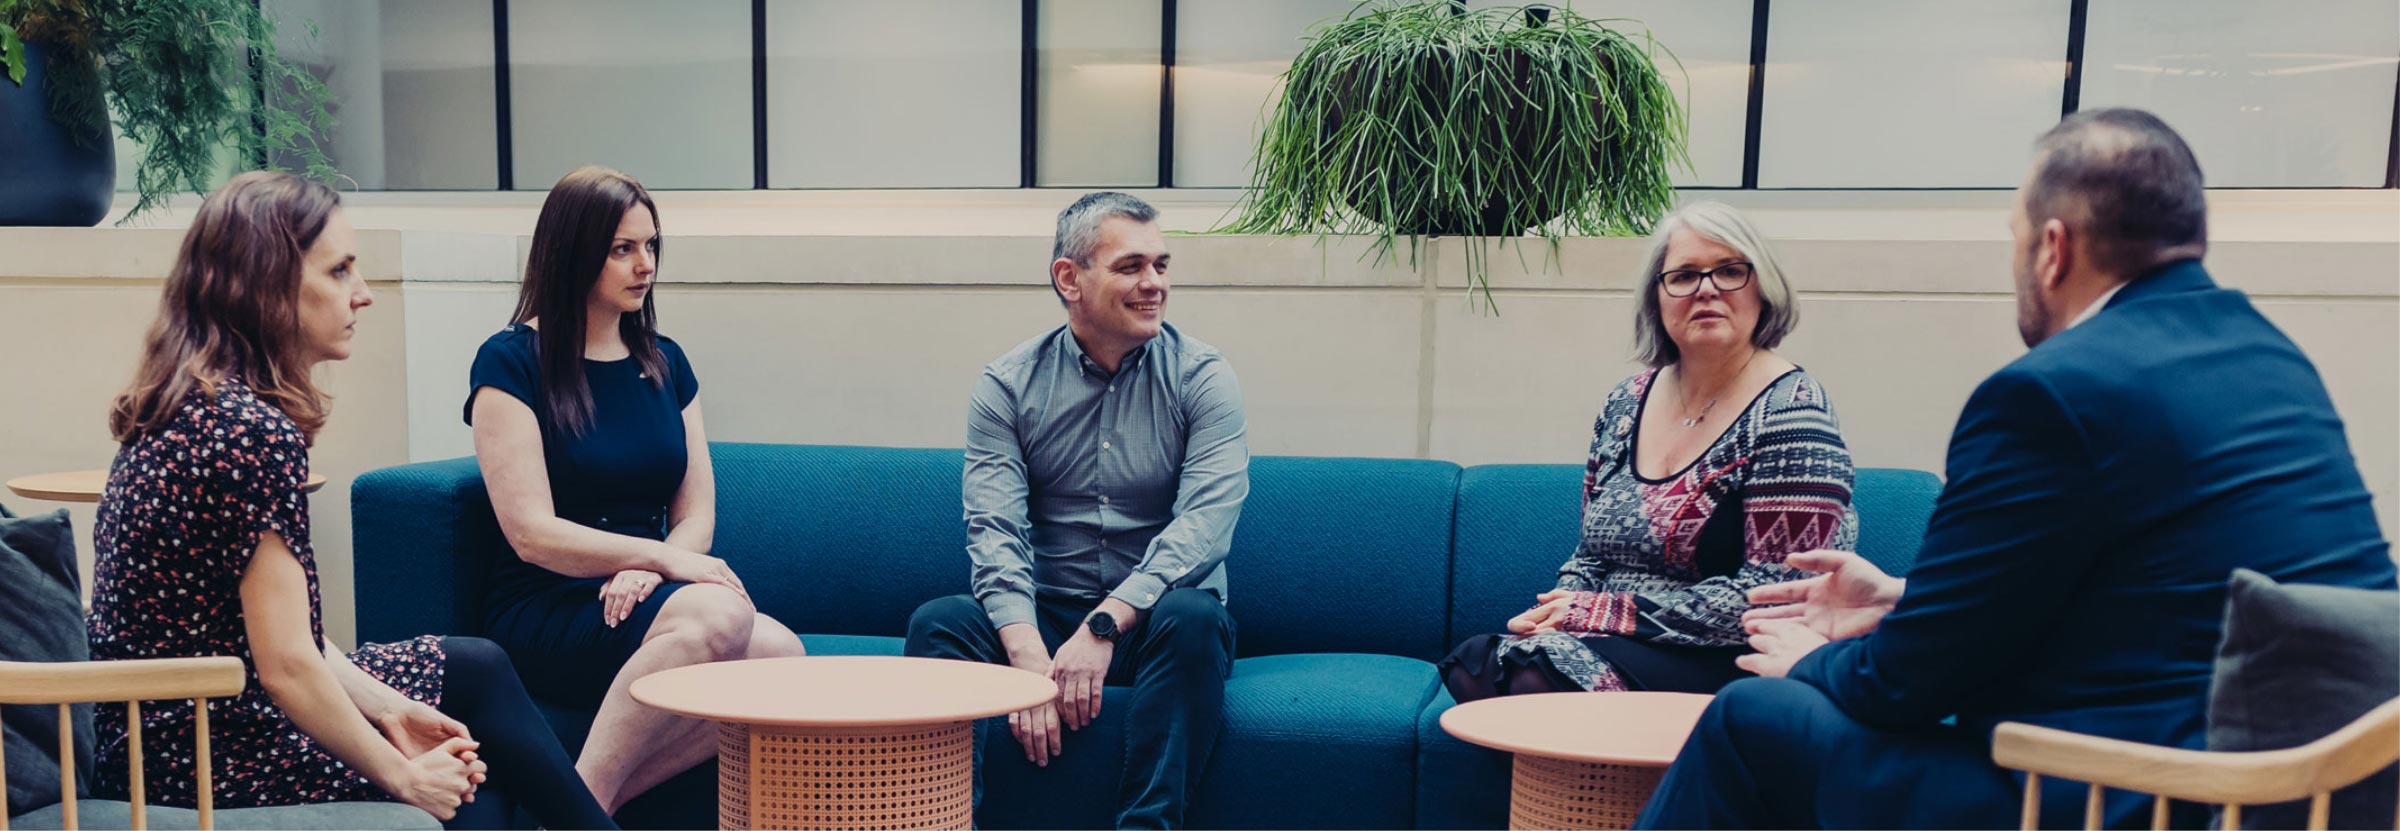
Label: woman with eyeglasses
xmin=1438 ymin=201 xmax=1860 ymax=701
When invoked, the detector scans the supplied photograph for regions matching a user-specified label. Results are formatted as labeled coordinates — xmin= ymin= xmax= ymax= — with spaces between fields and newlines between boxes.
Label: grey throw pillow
xmin=0 ymin=502 xmax=94 ymax=817
xmin=2208 ymin=568 xmax=2399 ymax=830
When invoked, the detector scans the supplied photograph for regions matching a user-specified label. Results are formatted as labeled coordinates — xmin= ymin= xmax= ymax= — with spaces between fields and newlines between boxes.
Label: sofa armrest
xmin=352 ymin=457 xmax=499 ymax=644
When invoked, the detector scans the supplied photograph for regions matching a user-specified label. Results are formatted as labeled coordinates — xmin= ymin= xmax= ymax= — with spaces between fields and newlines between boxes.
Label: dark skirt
xmin=1439 ymin=632 xmax=1749 ymax=703
xmin=486 ymin=577 xmax=689 ymax=709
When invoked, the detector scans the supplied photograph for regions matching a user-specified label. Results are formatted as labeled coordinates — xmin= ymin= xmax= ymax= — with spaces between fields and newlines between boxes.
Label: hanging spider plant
xmin=1218 ymin=1 xmax=1688 ymax=311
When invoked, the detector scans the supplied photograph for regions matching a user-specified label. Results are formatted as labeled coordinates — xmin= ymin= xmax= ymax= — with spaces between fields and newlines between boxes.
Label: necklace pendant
xmin=1679 ymin=416 xmax=1700 ymax=427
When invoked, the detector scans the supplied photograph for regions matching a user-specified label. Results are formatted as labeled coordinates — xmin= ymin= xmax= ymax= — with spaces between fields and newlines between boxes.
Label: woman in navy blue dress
xmin=466 ymin=166 xmax=806 ymax=814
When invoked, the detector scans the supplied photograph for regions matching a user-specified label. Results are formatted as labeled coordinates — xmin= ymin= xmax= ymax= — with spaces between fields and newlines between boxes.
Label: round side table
xmin=631 ymin=655 xmax=1057 ymax=830
xmin=1440 ymin=691 xmax=1714 ymax=830
xmin=7 ymin=469 xmax=329 ymax=502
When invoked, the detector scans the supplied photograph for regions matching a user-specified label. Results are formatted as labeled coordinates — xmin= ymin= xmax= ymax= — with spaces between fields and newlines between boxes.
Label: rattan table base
xmin=1508 ymin=752 xmax=1667 ymax=830
xmin=716 ymin=720 xmax=974 ymax=830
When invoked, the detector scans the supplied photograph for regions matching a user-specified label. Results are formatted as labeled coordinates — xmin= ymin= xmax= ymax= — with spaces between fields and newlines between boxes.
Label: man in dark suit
xmin=1634 ymin=108 xmax=2397 ymax=828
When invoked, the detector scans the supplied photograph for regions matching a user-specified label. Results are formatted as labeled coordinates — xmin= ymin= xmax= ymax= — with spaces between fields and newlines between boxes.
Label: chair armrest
xmin=1992 ymin=698 xmax=2400 ymax=806
xmin=0 ymin=658 xmax=245 ymax=705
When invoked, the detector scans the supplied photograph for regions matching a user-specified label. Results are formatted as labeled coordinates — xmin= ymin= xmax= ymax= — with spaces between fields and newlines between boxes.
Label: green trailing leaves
xmin=3 ymin=0 xmax=337 ymax=222
xmin=2 ymin=24 xmax=24 ymax=85
xmin=1218 ymin=1 xmax=1689 ymax=311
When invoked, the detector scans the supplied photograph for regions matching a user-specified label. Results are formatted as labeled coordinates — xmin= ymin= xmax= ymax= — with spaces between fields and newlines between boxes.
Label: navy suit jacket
xmin=1791 ymin=259 xmax=2395 ymax=764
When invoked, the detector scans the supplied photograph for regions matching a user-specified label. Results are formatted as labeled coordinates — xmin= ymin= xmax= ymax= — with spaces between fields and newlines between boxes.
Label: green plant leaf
xmin=1214 ymin=1 xmax=1687 ymax=311
xmin=2 ymin=23 xmax=24 ymax=86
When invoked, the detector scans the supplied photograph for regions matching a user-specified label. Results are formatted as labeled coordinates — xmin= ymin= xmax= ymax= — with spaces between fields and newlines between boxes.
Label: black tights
xmin=435 ymin=637 xmax=617 ymax=831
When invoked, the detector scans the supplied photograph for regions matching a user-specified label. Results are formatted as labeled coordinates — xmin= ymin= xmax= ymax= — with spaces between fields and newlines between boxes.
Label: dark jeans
xmin=435 ymin=637 xmax=617 ymax=831
xmin=904 ymin=589 xmax=1235 ymax=830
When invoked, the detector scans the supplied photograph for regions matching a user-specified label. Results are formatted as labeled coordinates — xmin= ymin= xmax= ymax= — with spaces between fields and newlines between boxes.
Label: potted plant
xmin=1219 ymin=1 xmax=1687 ymax=310
xmin=0 ymin=0 xmax=334 ymax=226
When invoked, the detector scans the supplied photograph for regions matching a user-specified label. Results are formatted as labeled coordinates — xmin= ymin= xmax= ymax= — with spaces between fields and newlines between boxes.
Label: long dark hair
xmin=111 ymin=171 xmax=342 ymax=444
xmin=513 ymin=166 xmax=668 ymax=436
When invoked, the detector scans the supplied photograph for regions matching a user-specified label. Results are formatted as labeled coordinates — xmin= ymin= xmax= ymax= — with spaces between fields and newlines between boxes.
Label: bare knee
xmin=747 ymin=614 xmax=806 ymax=658
xmin=654 ymin=584 xmax=754 ymax=661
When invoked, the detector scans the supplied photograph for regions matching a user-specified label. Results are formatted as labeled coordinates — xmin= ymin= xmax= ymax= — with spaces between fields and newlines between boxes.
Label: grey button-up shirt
xmin=965 ymin=322 xmax=1249 ymax=630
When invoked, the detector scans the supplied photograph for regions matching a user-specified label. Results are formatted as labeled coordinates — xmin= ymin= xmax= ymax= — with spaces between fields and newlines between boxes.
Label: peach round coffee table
xmin=7 ymin=469 xmax=329 ymax=502
xmin=630 ymin=655 xmax=1057 ymax=830
xmin=1440 ymin=691 xmax=1714 ymax=830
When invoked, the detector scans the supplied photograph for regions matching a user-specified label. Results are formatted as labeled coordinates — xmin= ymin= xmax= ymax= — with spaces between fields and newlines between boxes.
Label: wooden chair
xmin=0 ymin=657 xmax=245 ymax=831
xmin=1993 ymin=697 xmax=2400 ymax=830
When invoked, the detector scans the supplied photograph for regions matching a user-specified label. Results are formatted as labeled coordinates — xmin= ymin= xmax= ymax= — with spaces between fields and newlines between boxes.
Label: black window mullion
xmin=493 ymin=0 xmax=513 ymax=190
xmin=2061 ymin=0 xmax=2088 ymax=118
xmin=753 ymin=0 xmax=768 ymax=189
xmin=1158 ymin=0 xmax=1177 ymax=188
xmin=1740 ymin=0 xmax=1769 ymax=189
xmin=1022 ymin=0 xmax=1039 ymax=187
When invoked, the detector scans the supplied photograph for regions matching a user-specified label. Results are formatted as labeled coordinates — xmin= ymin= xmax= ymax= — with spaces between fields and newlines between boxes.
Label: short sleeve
xmin=213 ymin=397 xmax=310 ymax=576
xmin=661 ymin=336 xmax=699 ymax=409
xmin=465 ymin=328 xmax=540 ymax=425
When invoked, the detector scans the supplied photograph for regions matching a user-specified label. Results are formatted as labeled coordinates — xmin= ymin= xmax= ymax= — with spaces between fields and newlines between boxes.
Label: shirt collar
xmin=2065 ymin=281 xmax=2128 ymax=331
xmin=1060 ymin=328 xmax=1154 ymax=378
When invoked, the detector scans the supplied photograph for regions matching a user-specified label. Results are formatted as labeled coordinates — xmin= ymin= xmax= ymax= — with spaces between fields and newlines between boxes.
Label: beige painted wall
xmin=0 ymin=228 xmax=411 ymax=646
xmin=6 ymin=193 xmax=2395 ymax=645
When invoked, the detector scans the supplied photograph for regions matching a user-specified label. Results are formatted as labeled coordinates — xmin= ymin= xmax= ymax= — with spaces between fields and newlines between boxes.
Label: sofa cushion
xmin=2208 ymin=568 xmax=2399 ymax=829
xmin=712 ymin=445 xmax=971 ymax=638
xmin=1192 ymin=654 xmax=1437 ymax=829
xmin=980 ymin=653 xmax=1438 ymax=830
xmin=1447 ymin=465 xmax=1943 ymax=651
xmin=799 ymin=633 xmax=906 ymax=656
xmin=351 ymin=457 xmax=496 ymax=642
xmin=1229 ymin=457 xmax=1459 ymax=661
xmin=1 ymin=503 xmax=92 ymax=816
xmin=1851 ymin=468 xmax=1939 ymax=578
xmin=9 ymin=800 xmax=438 ymax=830
xmin=1413 ymin=688 xmax=1512 ymax=831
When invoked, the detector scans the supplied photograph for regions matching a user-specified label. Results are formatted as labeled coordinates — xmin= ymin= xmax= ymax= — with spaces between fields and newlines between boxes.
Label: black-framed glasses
xmin=1658 ymin=261 xmax=1755 ymax=297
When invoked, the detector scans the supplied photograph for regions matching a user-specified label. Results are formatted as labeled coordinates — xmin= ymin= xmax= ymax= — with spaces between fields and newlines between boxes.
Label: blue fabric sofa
xmin=353 ymin=444 xmax=1938 ymax=829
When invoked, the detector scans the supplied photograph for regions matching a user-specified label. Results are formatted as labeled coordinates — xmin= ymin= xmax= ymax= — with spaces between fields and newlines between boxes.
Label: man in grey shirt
xmin=905 ymin=192 xmax=1247 ymax=830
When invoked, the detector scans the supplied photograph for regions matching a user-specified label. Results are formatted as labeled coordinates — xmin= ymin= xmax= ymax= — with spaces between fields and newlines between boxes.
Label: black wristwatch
xmin=1084 ymin=611 xmax=1121 ymax=642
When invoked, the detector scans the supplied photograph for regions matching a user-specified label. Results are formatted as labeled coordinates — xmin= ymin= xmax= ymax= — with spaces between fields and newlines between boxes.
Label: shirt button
xmin=1100 ymin=495 xmax=1111 ymax=505
xmin=1108 ymin=385 xmax=1116 ymax=392
xmin=1101 ymin=441 xmax=1111 ymax=450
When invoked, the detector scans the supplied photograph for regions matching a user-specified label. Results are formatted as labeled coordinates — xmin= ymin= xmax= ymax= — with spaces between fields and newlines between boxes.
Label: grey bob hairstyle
xmin=1632 ymin=201 xmax=1799 ymax=368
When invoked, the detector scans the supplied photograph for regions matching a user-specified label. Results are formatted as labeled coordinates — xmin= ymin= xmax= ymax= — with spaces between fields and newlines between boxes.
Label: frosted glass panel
xmin=1759 ymin=0 xmax=2069 ymax=188
xmin=1565 ymin=0 xmax=1753 ymax=187
xmin=766 ymin=1 xmax=1019 ymax=188
xmin=263 ymin=0 xmax=497 ymax=190
xmin=510 ymin=0 xmax=752 ymax=190
xmin=1171 ymin=0 xmax=1354 ymax=188
xmin=2081 ymin=0 xmax=2399 ymax=188
xmin=1037 ymin=0 xmax=1160 ymax=187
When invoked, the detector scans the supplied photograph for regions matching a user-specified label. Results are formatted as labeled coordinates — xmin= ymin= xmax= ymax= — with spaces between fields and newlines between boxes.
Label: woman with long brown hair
xmin=90 ymin=171 xmax=616 ymax=830
xmin=467 ymin=166 xmax=804 ymax=814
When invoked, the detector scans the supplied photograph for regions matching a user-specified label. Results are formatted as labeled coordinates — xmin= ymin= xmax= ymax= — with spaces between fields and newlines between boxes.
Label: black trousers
xmin=904 ymin=589 xmax=1234 ymax=830
xmin=435 ymin=637 xmax=617 ymax=831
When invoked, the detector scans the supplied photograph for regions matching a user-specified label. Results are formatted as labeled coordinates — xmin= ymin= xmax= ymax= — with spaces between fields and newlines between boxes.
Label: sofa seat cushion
xmin=798 ymin=633 xmax=906 ymax=656
xmin=1192 ymin=653 xmax=1439 ymax=829
xmin=983 ymin=653 xmax=1437 ymax=829
xmin=9 ymin=800 xmax=437 ymax=830
xmin=1413 ymin=688 xmax=1512 ymax=830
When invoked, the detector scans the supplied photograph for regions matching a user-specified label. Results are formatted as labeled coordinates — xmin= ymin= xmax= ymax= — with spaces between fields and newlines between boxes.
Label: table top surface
xmin=1439 ymin=691 xmax=1714 ymax=766
xmin=7 ymin=469 xmax=330 ymax=503
xmin=630 ymin=656 xmax=1059 ymax=727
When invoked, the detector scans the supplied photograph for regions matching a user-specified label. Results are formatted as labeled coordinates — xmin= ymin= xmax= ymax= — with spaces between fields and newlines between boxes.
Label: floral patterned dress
xmin=87 ymin=377 xmax=446 ymax=809
xmin=1452 ymin=368 xmax=1860 ymax=694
